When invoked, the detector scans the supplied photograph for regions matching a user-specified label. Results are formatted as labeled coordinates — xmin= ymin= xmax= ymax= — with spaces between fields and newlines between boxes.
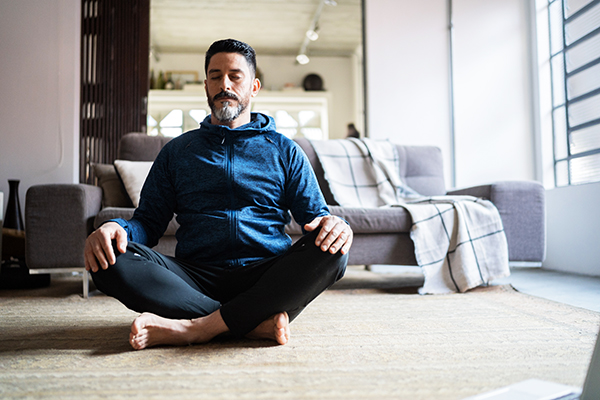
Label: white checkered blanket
xmin=310 ymin=138 xmax=510 ymax=294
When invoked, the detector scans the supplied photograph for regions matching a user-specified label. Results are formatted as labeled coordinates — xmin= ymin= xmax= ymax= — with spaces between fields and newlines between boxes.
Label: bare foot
xmin=246 ymin=312 xmax=290 ymax=345
xmin=129 ymin=310 xmax=228 ymax=350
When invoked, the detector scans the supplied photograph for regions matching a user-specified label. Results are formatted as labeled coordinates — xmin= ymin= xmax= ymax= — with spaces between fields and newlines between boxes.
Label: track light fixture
xmin=296 ymin=0 xmax=336 ymax=65
xmin=296 ymin=54 xmax=310 ymax=65
xmin=306 ymin=29 xmax=319 ymax=41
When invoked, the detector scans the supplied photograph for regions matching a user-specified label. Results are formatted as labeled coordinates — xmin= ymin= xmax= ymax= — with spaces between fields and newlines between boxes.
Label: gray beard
xmin=212 ymin=100 xmax=245 ymax=123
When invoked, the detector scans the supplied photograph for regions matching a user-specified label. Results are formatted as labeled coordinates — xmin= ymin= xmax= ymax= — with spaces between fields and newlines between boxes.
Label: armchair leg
xmin=29 ymin=268 xmax=90 ymax=298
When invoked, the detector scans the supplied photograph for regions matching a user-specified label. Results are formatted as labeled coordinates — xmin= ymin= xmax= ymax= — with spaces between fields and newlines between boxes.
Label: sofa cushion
xmin=398 ymin=146 xmax=446 ymax=196
xmin=113 ymin=160 xmax=153 ymax=207
xmin=118 ymin=132 xmax=171 ymax=161
xmin=285 ymin=206 xmax=413 ymax=235
xmin=95 ymin=207 xmax=180 ymax=236
xmin=92 ymin=163 xmax=133 ymax=208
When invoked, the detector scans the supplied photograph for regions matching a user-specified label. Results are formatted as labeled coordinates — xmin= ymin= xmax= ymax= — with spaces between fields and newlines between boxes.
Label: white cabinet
xmin=147 ymin=89 xmax=330 ymax=140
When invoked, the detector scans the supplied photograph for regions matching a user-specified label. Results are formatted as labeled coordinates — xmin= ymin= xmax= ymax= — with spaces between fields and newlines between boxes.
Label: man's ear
xmin=251 ymin=77 xmax=261 ymax=97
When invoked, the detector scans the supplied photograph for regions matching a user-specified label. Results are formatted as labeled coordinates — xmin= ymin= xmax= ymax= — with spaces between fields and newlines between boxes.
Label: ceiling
xmin=150 ymin=0 xmax=363 ymax=58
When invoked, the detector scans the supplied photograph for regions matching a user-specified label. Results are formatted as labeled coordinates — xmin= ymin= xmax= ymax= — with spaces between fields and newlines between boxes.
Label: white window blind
xmin=548 ymin=0 xmax=600 ymax=186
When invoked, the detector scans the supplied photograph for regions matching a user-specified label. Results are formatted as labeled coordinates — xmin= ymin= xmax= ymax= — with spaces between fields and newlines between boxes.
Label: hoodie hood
xmin=200 ymin=112 xmax=276 ymax=134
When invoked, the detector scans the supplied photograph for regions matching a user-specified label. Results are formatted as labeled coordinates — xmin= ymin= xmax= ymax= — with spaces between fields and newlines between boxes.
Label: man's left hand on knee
xmin=304 ymin=215 xmax=353 ymax=255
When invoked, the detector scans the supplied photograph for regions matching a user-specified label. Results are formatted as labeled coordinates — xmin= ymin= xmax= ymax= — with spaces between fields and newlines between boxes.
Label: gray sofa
xmin=25 ymin=133 xmax=546 ymax=295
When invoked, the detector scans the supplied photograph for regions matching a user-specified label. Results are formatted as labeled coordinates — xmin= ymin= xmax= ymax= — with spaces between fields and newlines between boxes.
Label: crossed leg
xmin=92 ymin=231 xmax=346 ymax=350
xmin=129 ymin=310 xmax=290 ymax=350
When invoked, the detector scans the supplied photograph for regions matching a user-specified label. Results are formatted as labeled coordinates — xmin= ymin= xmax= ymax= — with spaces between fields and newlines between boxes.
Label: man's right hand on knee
xmin=84 ymin=222 xmax=128 ymax=273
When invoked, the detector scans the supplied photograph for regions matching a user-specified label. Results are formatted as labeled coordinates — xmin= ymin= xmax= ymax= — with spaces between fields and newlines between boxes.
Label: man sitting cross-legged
xmin=84 ymin=38 xmax=352 ymax=350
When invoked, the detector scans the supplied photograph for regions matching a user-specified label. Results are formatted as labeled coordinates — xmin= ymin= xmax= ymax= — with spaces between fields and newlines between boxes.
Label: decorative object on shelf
xmin=165 ymin=71 xmax=200 ymax=90
xmin=156 ymin=70 xmax=165 ymax=90
xmin=3 ymin=180 xmax=24 ymax=232
xmin=303 ymin=73 xmax=324 ymax=91
xmin=149 ymin=69 xmax=155 ymax=90
xmin=164 ymin=72 xmax=175 ymax=90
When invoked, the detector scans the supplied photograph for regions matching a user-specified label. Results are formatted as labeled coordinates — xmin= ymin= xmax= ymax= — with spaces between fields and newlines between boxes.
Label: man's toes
xmin=275 ymin=312 xmax=289 ymax=329
xmin=274 ymin=312 xmax=290 ymax=345
xmin=278 ymin=330 xmax=289 ymax=345
xmin=131 ymin=334 xmax=147 ymax=350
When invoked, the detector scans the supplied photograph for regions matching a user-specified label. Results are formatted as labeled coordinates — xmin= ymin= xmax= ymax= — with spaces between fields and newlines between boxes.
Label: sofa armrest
xmin=447 ymin=181 xmax=546 ymax=262
xmin=25 ymin=184 xmax=103 ymax=269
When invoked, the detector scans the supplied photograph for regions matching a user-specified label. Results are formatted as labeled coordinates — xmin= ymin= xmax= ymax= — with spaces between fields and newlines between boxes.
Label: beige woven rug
xmin=1 ymin=266 xmax=598 ymax=400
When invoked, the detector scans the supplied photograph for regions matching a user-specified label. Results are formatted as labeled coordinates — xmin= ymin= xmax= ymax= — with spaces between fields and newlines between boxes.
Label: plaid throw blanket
xmin=309 ymin=138 xmax=510 ymax=294
xmin=309 ymin=138 xmax=420 ymax=207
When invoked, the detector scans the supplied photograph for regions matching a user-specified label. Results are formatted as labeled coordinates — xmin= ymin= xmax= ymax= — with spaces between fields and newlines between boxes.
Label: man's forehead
xmin=207 ymin=52 xmax=250 ymax=74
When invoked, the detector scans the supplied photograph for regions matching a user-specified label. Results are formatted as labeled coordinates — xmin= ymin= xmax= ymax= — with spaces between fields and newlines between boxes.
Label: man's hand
xmin=304 ymin=215 xmax=353 ymax=255
xmin=84 ymin=222 xmax=128 ymax=273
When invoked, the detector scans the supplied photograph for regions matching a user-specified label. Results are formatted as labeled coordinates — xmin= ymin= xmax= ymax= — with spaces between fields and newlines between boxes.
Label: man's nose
xmin=220 ymin=76 xmax=232 ymax=91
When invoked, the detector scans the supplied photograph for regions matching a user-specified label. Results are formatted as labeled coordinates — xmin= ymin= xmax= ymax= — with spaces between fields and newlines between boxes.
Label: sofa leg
xmin=83 ymin=269 xmax=89 ymax=299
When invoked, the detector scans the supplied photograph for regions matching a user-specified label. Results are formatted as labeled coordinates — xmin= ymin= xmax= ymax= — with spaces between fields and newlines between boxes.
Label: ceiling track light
xmin=296 ymin=54 xmax=310 ymax=65
xmin=296 ymin=0 xmax=336 ymax=65
xmin=306 ymin=29 xmax=319 ymax=41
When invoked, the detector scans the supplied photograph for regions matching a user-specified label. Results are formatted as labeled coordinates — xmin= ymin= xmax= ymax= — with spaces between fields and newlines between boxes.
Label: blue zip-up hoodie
xmin=112 ymin=113 xmax=330 ymax=268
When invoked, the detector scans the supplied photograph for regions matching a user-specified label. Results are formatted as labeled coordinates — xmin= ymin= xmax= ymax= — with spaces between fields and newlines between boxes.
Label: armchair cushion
xmin=92 ymin=163 xmax=132 ymax=208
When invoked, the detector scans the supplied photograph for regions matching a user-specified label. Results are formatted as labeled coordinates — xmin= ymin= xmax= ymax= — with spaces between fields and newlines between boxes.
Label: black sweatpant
xmin=91 ymin=230 xmax=348 ymax=337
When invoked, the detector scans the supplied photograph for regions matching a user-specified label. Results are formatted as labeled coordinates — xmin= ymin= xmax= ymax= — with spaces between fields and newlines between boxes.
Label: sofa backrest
xmin=118 ymin=132 xmax=171 ymax=161
xmin=116 ymin=133 xmax=446 ymax=205
xmin=294 ymin=137 xmax=446 ymax=205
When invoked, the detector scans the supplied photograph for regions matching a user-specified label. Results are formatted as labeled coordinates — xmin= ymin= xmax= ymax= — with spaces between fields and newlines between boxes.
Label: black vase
xmin=3 ymin=180 xmax=24 ymax=231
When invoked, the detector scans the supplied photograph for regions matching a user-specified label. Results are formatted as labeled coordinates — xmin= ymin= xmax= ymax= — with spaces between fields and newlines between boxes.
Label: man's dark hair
xmin=205 ymin=39 xmax=257 ymax=78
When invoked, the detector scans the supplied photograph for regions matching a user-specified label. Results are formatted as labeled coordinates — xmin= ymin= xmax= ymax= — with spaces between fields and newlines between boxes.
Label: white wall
xmin=0 ymin=0 xmax=81 ymax=210
xmin=452 ymin=0 xmax=535 ymax=188
xmin=364 ymin=0 xmax=536 ymax=189
xmin=365 ymin=0 xmax=453 ymax=187
xmin=150 ymin=53 xmax=358 ymax=139
xmin=544 ymin=183 xmax=600 ymax=276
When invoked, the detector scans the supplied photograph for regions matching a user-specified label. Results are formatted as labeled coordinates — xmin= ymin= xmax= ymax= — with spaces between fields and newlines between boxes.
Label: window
xmin=548 ymin=0 xmax=600 ymax=186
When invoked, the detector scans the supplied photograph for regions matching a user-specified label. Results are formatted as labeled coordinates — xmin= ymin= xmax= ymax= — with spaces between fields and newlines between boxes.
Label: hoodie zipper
xmin=223 ymin=131 xmax=238 ymax=254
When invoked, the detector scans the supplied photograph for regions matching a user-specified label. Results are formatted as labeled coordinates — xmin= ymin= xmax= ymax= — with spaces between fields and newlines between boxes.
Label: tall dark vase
xmin=3 ymin=180 xmax=24 ymax=231
xmin=0 ymin=179 xmax=50 ymax=289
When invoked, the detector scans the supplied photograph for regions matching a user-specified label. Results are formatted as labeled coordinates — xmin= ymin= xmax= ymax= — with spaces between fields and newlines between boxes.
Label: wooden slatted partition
xmin=80 ymin=0 xmax=150 ymax=184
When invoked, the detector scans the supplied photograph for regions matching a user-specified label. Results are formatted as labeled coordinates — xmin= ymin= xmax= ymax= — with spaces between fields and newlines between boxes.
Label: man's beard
xmin=208 ymin=90 xmax=249 ymax=123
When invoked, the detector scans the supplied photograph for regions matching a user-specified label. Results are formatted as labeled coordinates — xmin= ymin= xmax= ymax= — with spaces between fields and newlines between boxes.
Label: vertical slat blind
xmin=80 ymin=0 xmax=150 ymax=184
